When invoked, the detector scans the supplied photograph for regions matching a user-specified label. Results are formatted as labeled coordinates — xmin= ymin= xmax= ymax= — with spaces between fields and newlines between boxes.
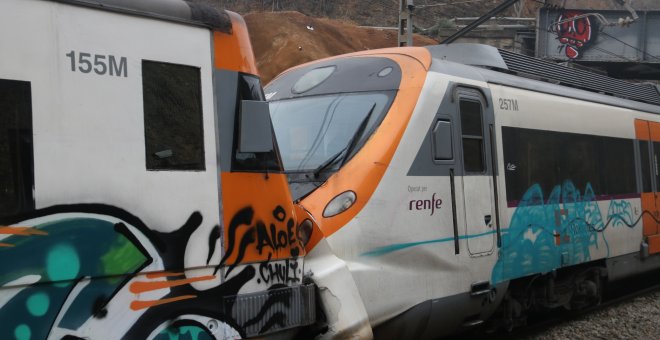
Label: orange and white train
xmin=0 ymin=0 xmax=313 ymax=339
xmin=267 ymin=44 xmax=660 ymax=338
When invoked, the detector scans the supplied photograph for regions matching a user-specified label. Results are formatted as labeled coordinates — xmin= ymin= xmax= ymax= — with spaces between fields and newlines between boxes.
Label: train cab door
xmin=635 ymin=119 xmax=660 ymax=255
xmin=455 ymin=88 xmax=496 ymax=256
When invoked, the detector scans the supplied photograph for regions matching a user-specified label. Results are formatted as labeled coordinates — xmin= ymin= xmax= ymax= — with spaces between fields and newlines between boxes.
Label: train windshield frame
xmin=269 ymin=90 xmax=396 ymax=174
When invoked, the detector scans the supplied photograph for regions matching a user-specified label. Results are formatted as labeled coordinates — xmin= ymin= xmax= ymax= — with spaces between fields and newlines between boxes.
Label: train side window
xmin=503 ymin=127 xmax=637 ymax=203
xmin=459 ymin=99 xmax=485 ymax=172
xmin=142 ymin=60 xmax=205 ymax=171
xmin=432 ymin=119 xmax=453 ymax=160
xmin=232 ymin=74 xmax=281 ymax=171
xmin=0 ymin=78 xmax=34 ymax=217
xmin=600 ymin=138 xmax=637 ymax=196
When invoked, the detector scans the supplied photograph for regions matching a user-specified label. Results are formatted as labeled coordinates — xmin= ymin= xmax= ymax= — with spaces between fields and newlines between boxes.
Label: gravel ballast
xmin=523 ymin=290 xmax=660 ymax=339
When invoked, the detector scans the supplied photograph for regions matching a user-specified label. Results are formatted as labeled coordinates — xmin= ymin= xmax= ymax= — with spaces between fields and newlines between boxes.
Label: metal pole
xmin=398 ymin=0 xmax=414 ymax=47
xmin=441 ymin=0 xmax=519 ymax=44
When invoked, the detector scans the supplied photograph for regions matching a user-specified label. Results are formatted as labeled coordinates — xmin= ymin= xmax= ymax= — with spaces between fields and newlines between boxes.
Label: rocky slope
xmin=244 ymin=11 xmax=436 ymax=83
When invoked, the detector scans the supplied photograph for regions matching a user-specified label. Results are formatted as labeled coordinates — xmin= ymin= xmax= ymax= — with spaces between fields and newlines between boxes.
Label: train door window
xmin=653 ymin=142 xmax=660 ymax=191
xmin=0 ymin=79 xmax=34 ymax=217
xmin=640 ymin=141 xmax=653 ymax=192
xmin=432 ymin=119 xmax=453 ymax=160
xmin=142 ymin=60 xmax=205 ymax=171
xmin=459 ymin=99 xmax=485 ymax=172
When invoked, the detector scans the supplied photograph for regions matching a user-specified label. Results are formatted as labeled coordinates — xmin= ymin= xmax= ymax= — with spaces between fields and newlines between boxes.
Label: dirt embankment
xmin=244 ymin=11 xmax=437 ymax=83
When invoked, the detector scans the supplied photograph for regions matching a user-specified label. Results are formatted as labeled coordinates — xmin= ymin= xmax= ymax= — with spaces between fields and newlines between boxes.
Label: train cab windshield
xmin=266 ymin=56 xmax=401 ymax=199
xmin=270 ymin=91 xmax=394 ymax=172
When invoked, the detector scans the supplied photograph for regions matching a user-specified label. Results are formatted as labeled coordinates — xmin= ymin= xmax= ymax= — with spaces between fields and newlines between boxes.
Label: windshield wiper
xmin=340 ymin=103 xmax=376 ymax=167
xmin=311 ymin=103 xmax=377 ymax=179
xmin=311 ymin=147 xmax=346 ymax=179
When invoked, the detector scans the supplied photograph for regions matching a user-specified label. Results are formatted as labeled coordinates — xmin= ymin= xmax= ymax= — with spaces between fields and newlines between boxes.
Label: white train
xmin=0 ymin=0 xmax=313 ymax=339
xmin=267 ymin=44 xmax=660 ymax=338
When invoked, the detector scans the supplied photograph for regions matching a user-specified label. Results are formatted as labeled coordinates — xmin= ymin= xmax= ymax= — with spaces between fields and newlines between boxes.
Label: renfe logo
xmin=409 ymin=193 xmax=443 ymax=216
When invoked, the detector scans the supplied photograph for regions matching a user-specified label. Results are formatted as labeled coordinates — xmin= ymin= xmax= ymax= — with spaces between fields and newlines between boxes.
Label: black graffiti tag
xmin=220 ymin=205 xmax=301 ymax=277
xmin=255 ymin=206 xmax=300 ymax=258
xmin=258 ymin=254 xmax=301 ymax=285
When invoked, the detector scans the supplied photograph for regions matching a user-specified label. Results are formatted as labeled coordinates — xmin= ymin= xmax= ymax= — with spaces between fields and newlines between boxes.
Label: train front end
xmin=266 ymin=48 xmax=432 ymax=338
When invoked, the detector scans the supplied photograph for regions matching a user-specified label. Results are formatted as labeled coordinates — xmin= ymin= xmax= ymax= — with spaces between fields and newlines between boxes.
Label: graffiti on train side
xmin=154 ymin=320 xmax=214 ymax=340
xmin=220 ymin=205 xmax=303 ymax=285
xmin=491 ymin=181 xmax=637 ymax=284
xmin=258 ymin=256 xmax=300 ymax=285
xmin=0 ymin=204 xmax=301 ymax=339
xmin=0 ymin=213 xmax=150 ymax=340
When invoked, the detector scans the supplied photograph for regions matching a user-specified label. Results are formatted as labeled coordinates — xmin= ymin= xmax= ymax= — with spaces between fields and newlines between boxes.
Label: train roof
xmin=49 ymin=0 xmax=231 ymax=32
xmin=426 ymin=44 xmax=660 ymax=114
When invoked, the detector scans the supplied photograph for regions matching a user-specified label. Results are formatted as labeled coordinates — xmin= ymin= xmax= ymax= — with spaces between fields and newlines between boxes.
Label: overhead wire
xmin=412 ymin=0 xmax=504 ymax=32
xmin=416 ymin=0 xmax=494 ymax=8
xmin=518 ymin=22 xmax=640 ymax=62
xmin=533 ymin=19 xmax=658 ymax=62
xmin=542 ymin=11 xmax=654 ymax=61
xmin=263 ymin=0 xmax=657 ymax=64
xmin=415 ymin=0 xmax=656 ymax=63
xmin=589 ymin=45 xmax=638 ymax=62
xmin=528 ymin=0 xmax=660 ymax=61
xmin=598 ymin=30 xmax=660 ymax=62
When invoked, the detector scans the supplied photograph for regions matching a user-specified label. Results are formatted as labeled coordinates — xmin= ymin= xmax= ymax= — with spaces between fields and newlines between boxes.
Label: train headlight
xmin=297 ymin=219 xmax=314 ymax=247
xmin=323 ymin=190 xmax=356 ymax=218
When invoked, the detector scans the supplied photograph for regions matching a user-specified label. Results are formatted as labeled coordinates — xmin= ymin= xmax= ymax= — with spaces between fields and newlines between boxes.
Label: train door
xmin=635 ymin=119 xmax=660 ymax=254
xmin=455 ymin=88 xmax=496 ymax=255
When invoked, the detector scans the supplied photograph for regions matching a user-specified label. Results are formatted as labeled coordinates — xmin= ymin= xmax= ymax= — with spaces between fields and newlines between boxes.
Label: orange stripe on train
xmin=130 ymin=295 xmax=197 ymax=311
xmin=298 ymin=48 xmax=432 ymax=239
xmin=213 ymin=11 xmax=259 ymax=74
xmin=635 ymin=119 xmax=650 ymax=140
xmin=0 ymin=226 xmax=48 ymax=236
xmin=129 ymin=275 xmax=215 ymax=294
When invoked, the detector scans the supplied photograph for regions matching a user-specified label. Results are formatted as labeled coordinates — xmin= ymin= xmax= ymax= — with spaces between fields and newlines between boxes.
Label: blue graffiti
xmin=491 ymin=181 xmax=637 ymax=284
xmin=361 ymin=230 xmax=496 ymax=257
xmin=606 ymin=200 xmax=634 ymax=229
xmin=0 ymin=217 xmax=149 ymax=340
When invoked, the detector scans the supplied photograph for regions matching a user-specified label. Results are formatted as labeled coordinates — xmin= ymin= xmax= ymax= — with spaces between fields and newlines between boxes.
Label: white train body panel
xmin=2 ymin=0 xmax=220 ymax=245
xmin=1 ymin=1 xmax=313 ymax=338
